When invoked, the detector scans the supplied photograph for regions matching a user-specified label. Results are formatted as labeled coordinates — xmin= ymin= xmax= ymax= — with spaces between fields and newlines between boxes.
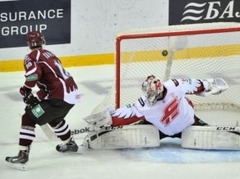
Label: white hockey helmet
xmin=142 ymin=75 xmax=164 ymax=105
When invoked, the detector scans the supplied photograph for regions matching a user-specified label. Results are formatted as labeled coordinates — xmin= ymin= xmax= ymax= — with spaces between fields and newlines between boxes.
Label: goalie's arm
xmin=112 ymin=114 xmax=145 ymax=126
xmin=111 ymin=103 xmax=146 ymax=126
xmin=83 ymin=105 xmax=146 ymax=129
xmin=175 ymin=78 xmax=229 ymax=97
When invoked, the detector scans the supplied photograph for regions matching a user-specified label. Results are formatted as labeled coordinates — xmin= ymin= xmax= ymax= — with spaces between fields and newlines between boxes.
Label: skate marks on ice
xmin=114 ymin=138 xmax=240 ymax=163
xmin=77 ymin=138 xmax=240 ymax=164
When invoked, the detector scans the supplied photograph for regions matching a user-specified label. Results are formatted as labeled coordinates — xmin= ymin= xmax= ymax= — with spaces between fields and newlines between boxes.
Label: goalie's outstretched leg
xmin=181 ymin=125 xmax=240 ymax=150
xmin=82 ymin=125 xmax=160 ymax=150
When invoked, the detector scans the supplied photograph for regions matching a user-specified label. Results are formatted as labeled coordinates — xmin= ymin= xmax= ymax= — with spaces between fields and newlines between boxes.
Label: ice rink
xmin=1 ymin=65 xmax=240 ymax=179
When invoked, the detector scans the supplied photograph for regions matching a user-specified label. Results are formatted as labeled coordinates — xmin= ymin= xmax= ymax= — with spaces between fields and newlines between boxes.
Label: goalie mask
xmin=27 ymin=31 xmax=46 ymax=49
xmin=142 ymin=75 xmax=164 ymax=105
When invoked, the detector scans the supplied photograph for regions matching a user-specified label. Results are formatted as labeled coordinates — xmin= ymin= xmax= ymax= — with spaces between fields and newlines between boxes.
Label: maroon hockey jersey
xmin=23 ymin=49 xmax=80 ymax=104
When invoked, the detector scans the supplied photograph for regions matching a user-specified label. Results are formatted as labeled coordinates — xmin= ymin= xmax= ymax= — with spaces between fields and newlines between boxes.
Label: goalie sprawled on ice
xmin=83 ymin=75 xmax=240 ymax=150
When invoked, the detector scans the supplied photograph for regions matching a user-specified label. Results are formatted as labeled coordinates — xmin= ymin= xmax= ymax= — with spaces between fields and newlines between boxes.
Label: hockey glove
xmin=24 ymin=93 xmax=39 ymax=108
xmin=19 ymin=86 xmax=32 ymax=97
xmin=199 ymin=78 xmax=229 ymax=97
xmin=20 ymin=86 xmax=39 ymax=109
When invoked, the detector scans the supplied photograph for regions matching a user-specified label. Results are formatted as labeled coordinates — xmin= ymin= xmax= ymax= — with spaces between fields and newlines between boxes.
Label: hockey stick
xmin=40 ymin=124 xmax=58 ymax=140
xmin=18 ymin=112 xmax=57 ymax=140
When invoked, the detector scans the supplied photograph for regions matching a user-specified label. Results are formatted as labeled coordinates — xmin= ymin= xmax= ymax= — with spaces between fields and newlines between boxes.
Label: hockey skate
xmin=56 ymin=137 xmax=78 ymax=153
xmin=5 ymin=147 xmax=29 ymax=171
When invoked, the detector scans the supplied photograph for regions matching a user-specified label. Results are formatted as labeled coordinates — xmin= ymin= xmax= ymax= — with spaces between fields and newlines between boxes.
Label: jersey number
xmin=160 ymin=98 xmax=179 ymax=126
xmin=54 ymin=60 xmax=70 ymax=80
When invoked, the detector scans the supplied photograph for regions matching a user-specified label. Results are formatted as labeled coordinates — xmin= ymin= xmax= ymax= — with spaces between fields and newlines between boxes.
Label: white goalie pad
xmin=181 ymin=126 xmax=240 ymax=150
xmin=82 ymin=125 xmax=160 ymax=149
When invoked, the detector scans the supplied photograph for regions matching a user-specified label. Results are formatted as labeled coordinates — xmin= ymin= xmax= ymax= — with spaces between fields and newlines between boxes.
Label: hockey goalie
xmin=83 ymin=75 xmax=240 ymax=150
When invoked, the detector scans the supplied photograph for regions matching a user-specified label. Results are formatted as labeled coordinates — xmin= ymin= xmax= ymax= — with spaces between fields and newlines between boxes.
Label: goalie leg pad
xmin=181 ymin=126 xmax=240 ymax=150
xmin=83 ymin=125 xmax=160 ymax=149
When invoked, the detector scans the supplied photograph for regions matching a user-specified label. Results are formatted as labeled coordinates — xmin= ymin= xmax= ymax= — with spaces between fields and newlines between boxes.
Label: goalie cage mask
xmin=27 ymin=31 xmax=46 ymax=49
xmin=142 ymin=75 xmax=164 ymax=105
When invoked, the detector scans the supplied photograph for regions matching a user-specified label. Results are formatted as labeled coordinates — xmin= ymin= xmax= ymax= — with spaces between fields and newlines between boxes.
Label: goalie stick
xmin=215 ymin=125 xmax=240 ymax=136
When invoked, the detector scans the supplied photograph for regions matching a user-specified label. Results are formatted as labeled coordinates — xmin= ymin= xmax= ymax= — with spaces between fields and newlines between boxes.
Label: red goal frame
xmin=115 ymin=25 xmax=240 ymax=109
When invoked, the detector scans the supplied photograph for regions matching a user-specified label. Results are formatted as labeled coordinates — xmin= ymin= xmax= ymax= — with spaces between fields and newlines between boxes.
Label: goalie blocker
xmin=82 ymin=125 xmax=240 ymax=150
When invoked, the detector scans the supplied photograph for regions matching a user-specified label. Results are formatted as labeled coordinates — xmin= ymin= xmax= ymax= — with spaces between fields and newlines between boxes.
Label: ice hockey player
xmin=83 ymin=75 xmax=238 ymax=150
xmin=5 ymin=31 xmax=80 ymax=170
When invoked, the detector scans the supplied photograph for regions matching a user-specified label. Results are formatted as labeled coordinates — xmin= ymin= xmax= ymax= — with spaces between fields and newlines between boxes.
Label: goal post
xmin=92 ymin=22 xmax=240 ymax=114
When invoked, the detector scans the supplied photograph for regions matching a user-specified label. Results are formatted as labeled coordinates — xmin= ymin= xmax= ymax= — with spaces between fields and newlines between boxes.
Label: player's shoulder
xmin=41 ymin=49 xmax=58 ymax=59
xmin=170 ymin=79 xmax=180 ymax=86
xmin=26 ymin=49 xmax=42 ymax=60
xmin=164 ymin=79 xmax=180 ymax=88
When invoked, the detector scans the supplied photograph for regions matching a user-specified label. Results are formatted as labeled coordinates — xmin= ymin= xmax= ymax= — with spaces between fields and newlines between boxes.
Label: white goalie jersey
xmin=115 ymin=78 xmax=200 ymax=136
xmin=84 ymin=77 xmax=228 ymax=136
xmin=111 ymin=78 xmax=228 ymax=136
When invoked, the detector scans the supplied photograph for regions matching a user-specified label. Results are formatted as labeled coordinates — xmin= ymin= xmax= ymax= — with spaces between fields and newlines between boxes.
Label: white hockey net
xmin=93 ymin=22 xmax=240 ymax=114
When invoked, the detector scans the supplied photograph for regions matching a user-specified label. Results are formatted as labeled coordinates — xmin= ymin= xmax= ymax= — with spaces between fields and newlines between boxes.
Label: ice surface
xmin=0 ymin=65 xmax=240 ymax=179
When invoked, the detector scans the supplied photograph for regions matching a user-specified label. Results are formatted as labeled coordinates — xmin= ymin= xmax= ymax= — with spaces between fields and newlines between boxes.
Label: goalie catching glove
xmin=199 ymin=78 xmax=229 ymax=97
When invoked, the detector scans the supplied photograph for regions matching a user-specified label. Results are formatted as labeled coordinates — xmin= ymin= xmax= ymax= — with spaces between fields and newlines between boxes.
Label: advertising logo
xmin=0 ymin=0 xmax=71 ymax=48
xmin=169 ymin=0 xmax=240 ymax=25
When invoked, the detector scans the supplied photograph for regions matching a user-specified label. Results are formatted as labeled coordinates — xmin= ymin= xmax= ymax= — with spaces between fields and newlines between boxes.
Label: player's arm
xmin=36 ymin=88 xmax=48 ymax=101
xmin=20 ymin=55 xmax=42 ymax=108
xmin=23 ymin=55 xmax=42 ymax=89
